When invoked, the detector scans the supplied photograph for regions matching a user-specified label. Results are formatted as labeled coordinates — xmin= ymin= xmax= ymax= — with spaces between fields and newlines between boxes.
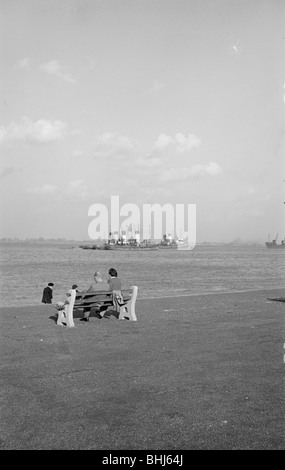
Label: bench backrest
xmin=75 ymin=288 xmax=132 ymax=304
xmin=74 ymin=286 xmax=138 ymax=321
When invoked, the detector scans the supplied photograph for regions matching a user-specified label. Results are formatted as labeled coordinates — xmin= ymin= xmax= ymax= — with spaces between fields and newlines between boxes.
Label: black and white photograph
xmin=0 ymin=0 xmax=284 ymax=454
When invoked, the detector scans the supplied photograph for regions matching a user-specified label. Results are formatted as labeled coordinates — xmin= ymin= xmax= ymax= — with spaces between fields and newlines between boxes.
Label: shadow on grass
xmin=49 ymin=308 xmax=119 ymax=324
xmin=49 ymin=314 xmax=58 ymax=324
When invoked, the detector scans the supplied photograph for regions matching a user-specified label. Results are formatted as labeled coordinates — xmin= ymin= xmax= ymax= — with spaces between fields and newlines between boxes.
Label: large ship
xmin=265 ymin=233 xmax=285 ymax=249
xmin=79 ymin=236 xmax=188 ymax=251
xmin=79 ymin=237 xmax=159 ymax=251
xmin=79 ymin=233 xmax=192 ymax=251
xmin=106 ymin=237 xmax=159 ymax=250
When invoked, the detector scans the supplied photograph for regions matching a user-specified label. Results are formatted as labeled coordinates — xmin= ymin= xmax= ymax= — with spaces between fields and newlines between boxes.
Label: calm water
xmin=0 ymin=242 xmax=284 ymax=307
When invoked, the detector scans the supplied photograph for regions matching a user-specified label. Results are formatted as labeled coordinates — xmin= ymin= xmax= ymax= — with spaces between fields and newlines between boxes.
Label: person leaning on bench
xmin=56 ymin=284 xmax=79 ymax=328
xmin=80 ymin=271 xmax=109 ymax=322
xmin=105 ymin=267 xmax=125 ymax=319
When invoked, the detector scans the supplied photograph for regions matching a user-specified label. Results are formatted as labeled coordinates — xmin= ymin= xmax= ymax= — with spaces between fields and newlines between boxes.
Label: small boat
xmin=265 ymin=233 xmax=285 ymax=249
xmin=176 ymin=238 xmax=194 ymax=250
xmin=157 ymin=240 xmax=177 ymax=249
xmin=158 ymin=237 xmax=194 ymax=250
xmin=79 ymin=244 xmax=97 ymax=250
xmin=79 ymin=243 xmax=112 ymax=250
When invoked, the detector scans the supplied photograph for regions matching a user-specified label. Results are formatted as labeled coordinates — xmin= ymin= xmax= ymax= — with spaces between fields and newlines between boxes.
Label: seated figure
xmin=80 ymin=272 xmax=109 ymax=322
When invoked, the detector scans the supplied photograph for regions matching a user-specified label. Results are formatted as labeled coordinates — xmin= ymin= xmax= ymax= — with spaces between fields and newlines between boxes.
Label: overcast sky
xmin=0 ymin=0 xmax=284 ymax=242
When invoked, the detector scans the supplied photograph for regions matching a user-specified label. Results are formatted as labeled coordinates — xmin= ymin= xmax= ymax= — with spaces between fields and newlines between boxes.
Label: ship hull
xmin=265 ymin=244 xmax=285 ymax=249
xmin=266 ymin=245 xmax=285 ymax=250
xmin=158 ymin=245 xmax=177 ymax=249
xmin=108 ymin=245 xmax=159 ymax=251
xmin=80 ymin=244 xmax=159 ymax=251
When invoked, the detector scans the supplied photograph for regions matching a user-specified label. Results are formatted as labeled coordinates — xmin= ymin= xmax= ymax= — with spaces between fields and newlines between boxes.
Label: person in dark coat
xmin=41 ymin=283 xmax=54 ymax=304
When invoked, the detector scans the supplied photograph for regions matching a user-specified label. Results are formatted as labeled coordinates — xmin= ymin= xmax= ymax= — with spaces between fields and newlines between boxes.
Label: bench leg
xmin=118 ymin=305 xmax=128 ymax=320
xmin=57 ymin=309 xmax=66 ymax=326
xmin=65 ymin=303 xmax=75 ymax=327
xmin=119 ymin=286 xmax=138 ymax=321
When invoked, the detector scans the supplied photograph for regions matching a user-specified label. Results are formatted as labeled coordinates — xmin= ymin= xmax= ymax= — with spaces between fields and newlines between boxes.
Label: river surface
xmin=0 ymin=242 xmax=284 ymax=307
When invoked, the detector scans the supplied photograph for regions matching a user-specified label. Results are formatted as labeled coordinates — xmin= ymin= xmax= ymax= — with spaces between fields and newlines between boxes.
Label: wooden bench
xmin=74 ymin=286 xmax=138 ymax=321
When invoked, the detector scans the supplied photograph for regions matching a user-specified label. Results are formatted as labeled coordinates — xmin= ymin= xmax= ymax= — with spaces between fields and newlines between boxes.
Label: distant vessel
xmin=265 ymin=233 xmax=285 ymax=249
xmin=79 ymin=244 xmax=106 ymax=250
xmin=175 ymin=238 xmax=193 ymax=250
xmin=157 ymin=234 xmax=177 ymax=249
xmin=79 ymin=238 xmax=159 ymax=251
xmin=79 ymin=233 xmax=194 ymax=251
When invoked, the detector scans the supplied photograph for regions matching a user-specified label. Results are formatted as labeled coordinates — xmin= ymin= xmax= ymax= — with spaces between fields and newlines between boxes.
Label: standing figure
xmin=57 ymin=284 xmax=78 ymax=327
xmin=41 ymin=282 xmax=54 ymax=304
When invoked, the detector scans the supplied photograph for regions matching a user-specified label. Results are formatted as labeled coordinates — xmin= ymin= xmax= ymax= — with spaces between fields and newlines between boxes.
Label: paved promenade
xmin=0 ymin=288 xmax=284 ymax=450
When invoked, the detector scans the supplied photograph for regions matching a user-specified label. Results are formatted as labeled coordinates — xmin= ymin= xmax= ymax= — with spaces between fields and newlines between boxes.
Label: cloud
xmin=65 ymin=179 xmax=88 ymax=200
xmin=144 ymin=80 xmax=165 ymax=95
xmin=83 ymin=55 xmax=96 ymax=72
xmin=0 ymin=167 xmax=16 ymax=178
xmin=160 ymin=162 xmax=222 ymax=182
xmin=231 ymin=189 xmax=271 ymax=219
xmin=228 ymin=40 xmax=243 ymax=56
xmin=0 ymin=117 xmax=68 ymax=144
xmin=154 ymin=133 xmax=201 ymax=153
xmin=126 ymin=131 xmax=202 ymax=170
xmin=89 ymin=130 xmax=203 ymax=175
xmin=247 ymin=187 xmax=256 ymax=195
xmin=71 ymin=150 xmax=84 ymax=157
xmin=26 ymin=180 xmax=88 ymax=200
xmin=136 ymin=156 xmax=161 ymax=168
xmin=154 ymin=134 xmax=173 ymax=150
xmin=93 ymin=132 xmax=137 ymax=159
xmin=245 ymin=209 xmax=264 ymax=217
xmin=26 ymin=184 xmax=57 ymax=195
xmin=16 ymin=58 xmax=30 ymax=70
xmin=39 ymin=60 xmax=75 ymax=84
